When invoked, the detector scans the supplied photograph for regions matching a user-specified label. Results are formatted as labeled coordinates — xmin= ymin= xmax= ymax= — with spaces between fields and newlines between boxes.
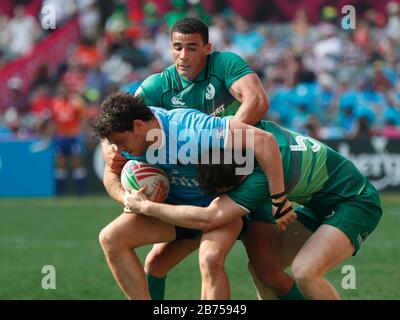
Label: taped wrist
xmin=271 ymin=194 xmax=293 ymax=220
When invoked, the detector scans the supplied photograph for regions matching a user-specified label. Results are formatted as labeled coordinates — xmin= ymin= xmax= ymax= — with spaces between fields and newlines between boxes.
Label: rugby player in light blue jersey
xmin=92 ymin=93 xmax=294 ymax=299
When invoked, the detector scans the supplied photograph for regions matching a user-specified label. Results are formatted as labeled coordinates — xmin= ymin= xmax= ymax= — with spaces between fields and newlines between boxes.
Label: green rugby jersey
xmin=228 ymin=121 xmax=368 ymax=213
xmin=135 ymin=51 xmax=254 ymax=116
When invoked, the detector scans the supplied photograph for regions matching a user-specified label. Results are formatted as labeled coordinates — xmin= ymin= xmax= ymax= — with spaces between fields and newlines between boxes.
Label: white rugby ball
xmin=121 ymin=160 xmax=170 ymax=201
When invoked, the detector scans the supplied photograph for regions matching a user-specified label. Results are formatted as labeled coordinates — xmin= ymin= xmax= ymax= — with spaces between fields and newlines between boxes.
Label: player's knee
xmin=98 ymin=225 xmax=124 ymax=258
xmin=144 ymin=249 xmax=169 ymax=277
xmin=291 ymin=259 xmax=315 ymax=284
xmin=252 ymin=263 xmax=285 ymax=289
xmin=199 ymin=249 xmax=225 ymax=275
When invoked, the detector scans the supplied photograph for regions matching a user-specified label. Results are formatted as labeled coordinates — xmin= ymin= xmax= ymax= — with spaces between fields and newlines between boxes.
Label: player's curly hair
xmin=92 ymin=92 xmax=154 ymax=139
xmin=197 ymin=148 xmax=245 ymax=195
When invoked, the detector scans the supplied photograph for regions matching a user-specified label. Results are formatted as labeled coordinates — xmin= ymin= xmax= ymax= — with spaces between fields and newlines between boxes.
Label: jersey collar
xmin=174 ymin=54 xmax=210 ymax=89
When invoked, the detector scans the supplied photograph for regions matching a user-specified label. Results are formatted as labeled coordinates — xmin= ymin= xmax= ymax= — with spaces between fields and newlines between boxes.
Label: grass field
xmin=0 ymin=194 xmax=399 ymax=300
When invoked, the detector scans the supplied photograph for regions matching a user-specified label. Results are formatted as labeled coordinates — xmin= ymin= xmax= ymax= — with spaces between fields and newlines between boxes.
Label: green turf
xmin=0 ymin=194 xmax=399 ymax=300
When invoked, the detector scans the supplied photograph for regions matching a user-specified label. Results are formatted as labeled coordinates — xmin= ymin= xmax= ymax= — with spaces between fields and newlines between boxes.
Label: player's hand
xmin=123 ymin=189 xmax=147 ymax=214
xmin=272 ymin=196 xmax=297 ymax=231
xmin=145 ymin=181 xmax=169 ymax=203
xmin=123 ymin=182 xmax=168 ymax=214
xmin=101 ymin=139 xmax=127 ymax=174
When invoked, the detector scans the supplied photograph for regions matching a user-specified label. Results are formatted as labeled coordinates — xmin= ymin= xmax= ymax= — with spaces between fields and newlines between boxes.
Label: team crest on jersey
xmin=171 ymin=96 xmax=186 ymax=107
xmin=205 ymin=84 xmax=216 ymax=100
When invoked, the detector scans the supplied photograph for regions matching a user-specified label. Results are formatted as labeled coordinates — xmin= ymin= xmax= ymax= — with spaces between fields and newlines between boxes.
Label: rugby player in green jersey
xmin=99 ymin=18 xmax=308 ymax=300
xmin=124 ymin=120 xmax=382 ymax=299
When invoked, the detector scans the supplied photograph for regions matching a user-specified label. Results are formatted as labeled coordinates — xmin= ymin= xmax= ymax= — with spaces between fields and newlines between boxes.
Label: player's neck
xmin=146 ymin=118 xmax=163 ymax=148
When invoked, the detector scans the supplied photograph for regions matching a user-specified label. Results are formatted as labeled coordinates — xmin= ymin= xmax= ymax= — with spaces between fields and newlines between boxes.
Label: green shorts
xmin=246 ymin=202 xmax=275 ymax=223
xmin=244 ymin=181 xmax=382 ymax=255
xmin=296 ymin=181 xmax=382 ymax=255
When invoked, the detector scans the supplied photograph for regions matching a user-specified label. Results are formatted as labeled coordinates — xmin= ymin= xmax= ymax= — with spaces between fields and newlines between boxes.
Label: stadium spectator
xmin=76 ymin=0 xmax=101 ymax=39
xmin=31 ymin=64 xmax=54 ymax=91
xmin=6 ymin=76 xmax=28 ymax=114
xmin=62 ymin=58 xmax=88 ymax=95
xmin=0 ymin=14 xmax=10 ymax=63
xmin=230 ymin=15 xmax=265 ymax=58
xmin=30 ymin=85 xmax=53 ymax=138
xmin=386 ymin=1 xmax=400 ymax=42
xmin=40 ymin=0 xmax=77 ymax=26
xmin=6 ymin=5 xmax=40 ymax=58
xmin=51 ymin=82 xmax=87 ymax=195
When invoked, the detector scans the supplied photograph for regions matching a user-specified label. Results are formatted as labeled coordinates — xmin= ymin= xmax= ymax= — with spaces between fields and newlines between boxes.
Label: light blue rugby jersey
xmin=122 ymin=107 xmax=230 ymax=206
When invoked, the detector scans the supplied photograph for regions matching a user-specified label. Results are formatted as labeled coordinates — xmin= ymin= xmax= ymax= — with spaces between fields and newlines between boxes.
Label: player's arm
xmin=228 ymin=119 xmax=283 ymax=195
xmin=229 ymin=73 xmax=269 ymax=125
xmin=124 ymin=192 xmax=245 ymax=232
xmin=227 ymin=120 xmax=296 ymax=230
xmin=103 ymin=164 xmax=125 ymax=204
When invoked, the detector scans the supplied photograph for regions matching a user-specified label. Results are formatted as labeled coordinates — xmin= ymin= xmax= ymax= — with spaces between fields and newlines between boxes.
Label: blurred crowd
xmin=1 ymin=0 xmax=400 ymax=146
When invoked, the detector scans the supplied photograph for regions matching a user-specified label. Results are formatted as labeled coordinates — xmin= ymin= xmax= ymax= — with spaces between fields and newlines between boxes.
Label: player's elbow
xmin=254 ymin=130 xmax=274 ymax=148
xmin=198 ymin=206 xmax=225 ymax=232
xmin=254 ymin=92 xmax=269 ymax=116
xmin=197 ymin=216 xmax=216 ymax=233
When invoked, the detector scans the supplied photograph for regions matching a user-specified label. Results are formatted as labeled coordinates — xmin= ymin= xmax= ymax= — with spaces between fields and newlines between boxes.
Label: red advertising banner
xmin=0 ymin=17 xmax=80 ymax=110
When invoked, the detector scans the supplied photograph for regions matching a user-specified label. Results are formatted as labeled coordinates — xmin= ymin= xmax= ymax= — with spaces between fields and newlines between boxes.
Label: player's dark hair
xmin=92 ymin=92 xmax=154 ymax=139
xmin=171 ymin=17 xmax=209 ymax=44
xmin=197 ymin=148 xmax=245 ymax=194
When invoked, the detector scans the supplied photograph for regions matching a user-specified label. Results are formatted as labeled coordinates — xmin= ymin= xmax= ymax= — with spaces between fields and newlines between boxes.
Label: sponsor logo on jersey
xmin=171 ymin=96 xmax=186 ymax=107
xmin=211 ymin=104 xmax=225 ymax=117
xmin=168 ymin=169 xmax=199 ymax=187
xmin=324 ymin=210 xmax=335 ymax=219
xmin=357 ymin=231 xmax=369 ymax=248
xmin=205 ymin=83 xmax=216 ymax=100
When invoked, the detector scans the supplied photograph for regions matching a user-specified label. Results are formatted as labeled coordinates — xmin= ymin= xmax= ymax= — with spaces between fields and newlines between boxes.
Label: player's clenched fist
xmin=271 ymin=193 xmax=297 ymax=231
xmin=101 ymin=139 xmax=128 ymax=174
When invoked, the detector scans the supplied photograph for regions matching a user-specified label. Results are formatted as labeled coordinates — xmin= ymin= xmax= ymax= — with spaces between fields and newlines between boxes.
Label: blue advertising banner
xmin=0 ymin=139 xmax=55 ymax=196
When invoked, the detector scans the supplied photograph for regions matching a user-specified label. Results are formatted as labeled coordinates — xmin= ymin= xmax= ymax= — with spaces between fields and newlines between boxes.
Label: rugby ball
xmin=121 ymin=160 xmax=170 ymax=201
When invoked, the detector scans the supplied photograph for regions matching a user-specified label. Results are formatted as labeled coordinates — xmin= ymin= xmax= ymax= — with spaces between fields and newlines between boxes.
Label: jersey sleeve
xmin=135 ymin=73 xmax=163 ymax=107
xmin=227 ymin=166 xmax=270 ymax=212
xmin=213 ymin=52 xmax=255 ymax=90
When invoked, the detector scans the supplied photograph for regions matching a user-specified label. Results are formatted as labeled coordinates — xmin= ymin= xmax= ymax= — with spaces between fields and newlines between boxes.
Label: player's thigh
xmin=199 ymin=219 xmax=242 ymax=262
xmin=292 ymin=224 xmax=354 ymax=277
xmin=145 ymin=238 xmax=201 ymax=272
xmin=241 ymin=221 xmax=283 ymax=273
xmin=280 ymin=220 xmax=313 ymax=269
xmin=101 ymin=212 xmax=176 ymax=248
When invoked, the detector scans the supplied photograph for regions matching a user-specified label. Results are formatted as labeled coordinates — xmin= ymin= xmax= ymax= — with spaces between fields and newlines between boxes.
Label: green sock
xmin=147 ymin=274 xmax=166 ymax=300
xmin=277 ymin=281 xmax=306 ymax=300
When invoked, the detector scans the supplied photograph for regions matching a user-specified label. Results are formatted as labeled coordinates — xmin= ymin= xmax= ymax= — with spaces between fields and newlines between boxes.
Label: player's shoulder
xmin=140 ymin=65 xmax=175 ymax=89
xmin=166 ymin=107 xmax=203 ymax=118
xmin=165 ymin=108 xmax=212 ymax=125
xmin=210 ymin=50 xmax=247 ymax=64
xmin=140 ymin=73 xmax=163 ymax=90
